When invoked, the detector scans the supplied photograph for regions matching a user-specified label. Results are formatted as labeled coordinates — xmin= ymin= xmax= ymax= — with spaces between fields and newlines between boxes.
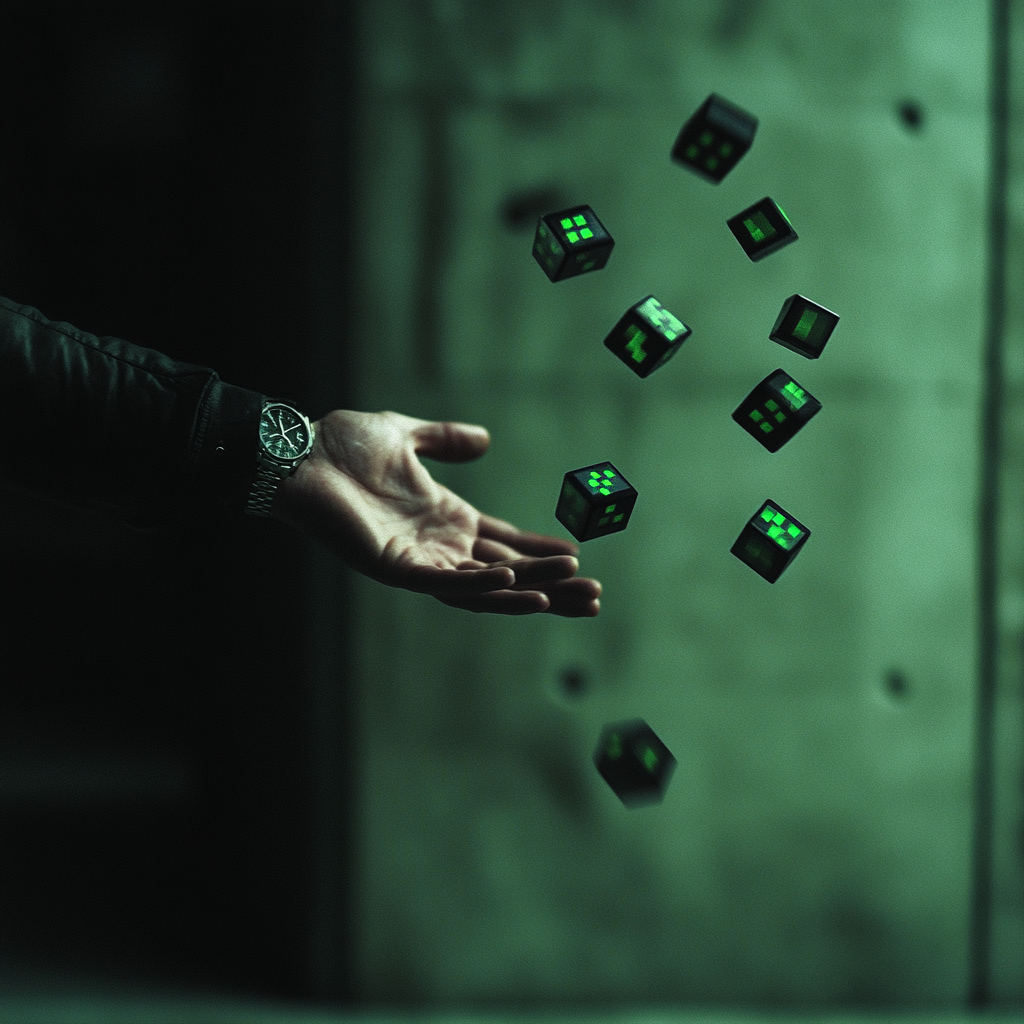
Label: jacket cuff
xmin=189 ymin=379 xmax=267 ymax=524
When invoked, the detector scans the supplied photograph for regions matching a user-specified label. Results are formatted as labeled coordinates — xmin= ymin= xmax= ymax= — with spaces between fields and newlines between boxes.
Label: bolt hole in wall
xmin=559 ymin=665 xmax=589 ymax=698
xmin=897 ymin=98 xmax=925 ymax=131
xmin=885 ymin=669 xmax=910 ymax=699
xmin=499 ymin=183 xmax=570 ymax=233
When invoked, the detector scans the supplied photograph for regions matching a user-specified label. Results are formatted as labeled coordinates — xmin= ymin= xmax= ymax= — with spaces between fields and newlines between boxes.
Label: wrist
xmin=268 ymin=419 xmax=320 ymax=525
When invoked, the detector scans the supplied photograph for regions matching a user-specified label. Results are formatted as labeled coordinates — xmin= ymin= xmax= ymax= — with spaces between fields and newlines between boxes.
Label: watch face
xmin=260 ymin=404 xmax=310 ymax=459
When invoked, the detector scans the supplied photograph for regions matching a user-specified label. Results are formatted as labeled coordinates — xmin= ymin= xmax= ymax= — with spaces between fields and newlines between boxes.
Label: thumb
xmin=414 ymin=420 xmax=492 ymax=463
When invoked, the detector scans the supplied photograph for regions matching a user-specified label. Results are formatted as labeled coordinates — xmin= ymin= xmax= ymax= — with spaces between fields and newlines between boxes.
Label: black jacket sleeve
xmin=0 ymin=295 xmax=267 ymax=532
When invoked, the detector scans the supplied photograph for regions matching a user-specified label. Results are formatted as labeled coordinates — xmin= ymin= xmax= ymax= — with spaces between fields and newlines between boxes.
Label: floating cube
xmin=604 ymin=295 xmax=692 ymax=378
xmin=731 ymin=499 xmax=810 ymax=583
xmin=594 ymin=719 xmax=677 ymax=808
xmin=670 ymin=93 xmax=759 ymax=184
xmin=555 ymin=461 xmax=637 ymax=542
xmin=727 ymin=196 xmax=798 ymax=261
xmin=770 ymin=294 xmax=840 ymax=359
xmin=532 ymin=204 xmax=614 ymax=282
xmin=732 ymin=368 xmax=822 ymax=453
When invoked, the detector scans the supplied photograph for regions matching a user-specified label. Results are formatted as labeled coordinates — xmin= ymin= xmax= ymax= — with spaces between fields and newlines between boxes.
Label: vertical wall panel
xmin=987 ymin=0 xmax=1024 ymax=1008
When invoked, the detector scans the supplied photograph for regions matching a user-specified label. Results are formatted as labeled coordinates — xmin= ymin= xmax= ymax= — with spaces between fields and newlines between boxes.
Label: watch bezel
xmin=258 ymin=402 xmax=314 ymax=462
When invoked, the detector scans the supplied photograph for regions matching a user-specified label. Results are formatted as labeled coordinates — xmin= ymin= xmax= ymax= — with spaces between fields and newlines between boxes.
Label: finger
xmin=437 ymin=586 xmax=600 ymax=617
xmin=524 ymin=573 xmax=602 ymax=599
xmin=470 ymin=537 xmax=532 ymax=563
xmin=505 ymin=554 xmax=580 ymax=584
xmin=477 ymin=514 xmax=580 ymax=556
xmin=537 ymin=579 xmax=602 ymax=617
xmin=398 ymin=563 xmax=514 ymax=595
xmin=412 ymin=419 xmax=491 ymax=463
xmin=454 ymin=561 xmax=601 ymax=605
xmin=436 ymin=589 xmax=552 ymax=615
xmin=457 ymin=553 xmax=580 ymax=583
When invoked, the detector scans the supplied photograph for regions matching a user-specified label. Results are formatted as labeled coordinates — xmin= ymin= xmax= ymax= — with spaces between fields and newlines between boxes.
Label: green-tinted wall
xmin=327 ymin=0 xmax=1024 ymax=1011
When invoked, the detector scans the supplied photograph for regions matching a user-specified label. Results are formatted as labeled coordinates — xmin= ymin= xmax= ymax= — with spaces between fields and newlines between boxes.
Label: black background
xmin=0 ymin=1 xmax=356 ymax=1001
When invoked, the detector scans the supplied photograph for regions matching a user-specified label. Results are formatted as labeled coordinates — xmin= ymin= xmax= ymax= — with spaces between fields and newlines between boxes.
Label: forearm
xmin=0 ymin=295 xmax=265 ymax=530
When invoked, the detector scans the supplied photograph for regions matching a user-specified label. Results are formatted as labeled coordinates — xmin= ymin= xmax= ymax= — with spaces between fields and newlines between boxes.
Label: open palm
xmin=270 ymin=408 xmax=602 ymax=616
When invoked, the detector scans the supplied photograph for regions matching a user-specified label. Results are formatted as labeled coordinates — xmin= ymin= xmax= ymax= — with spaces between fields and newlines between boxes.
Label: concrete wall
xmin=339 ymin=0 xmax=1024 ymax=1012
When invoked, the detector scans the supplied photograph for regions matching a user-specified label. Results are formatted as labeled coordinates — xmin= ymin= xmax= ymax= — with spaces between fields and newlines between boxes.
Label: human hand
xmin=270 ymin=408 xmax=602 ymax=616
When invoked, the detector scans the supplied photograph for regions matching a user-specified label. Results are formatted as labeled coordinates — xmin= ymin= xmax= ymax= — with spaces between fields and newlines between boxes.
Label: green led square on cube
xmin=532 ymin=204 xmax=615 ymax=282
xmin=670 ymin=93 xmax=758 ymax=184
xmin=555 ymin=461 xmax=637 ymax=542
xmin=730 ymin=499 xmax=810 ymax=583
xmin=770 ymin=294 xmax=840 ymax=359
xmin=732 ymin=368 xmax=822 ymax=453
xmin=726 ymin=196 xmax=798 ymax=261
xmin=604 ymin=295 xmax=692 ymax=379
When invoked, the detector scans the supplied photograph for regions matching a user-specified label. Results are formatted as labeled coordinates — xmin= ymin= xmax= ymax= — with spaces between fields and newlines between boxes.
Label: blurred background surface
xmin=0 ymin=1 xmax=1021 ymax=1022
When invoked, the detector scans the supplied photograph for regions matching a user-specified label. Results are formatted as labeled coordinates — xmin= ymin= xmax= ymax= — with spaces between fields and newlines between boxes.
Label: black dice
xmin=671 ymin=93 xmax=759 ymax=184
xmin=770 ymin=294 xmax=840 ymax=359
xmin=532 ymin=204 xmax=614 ymax=282
xmin=730 ymin=499 xmax=810 ymax=584
xmin=732 ymin=368 xmax=821 ymax=453
xmin=727 ymin=196 xmax=798 ymax=261
xmin=604 ymin=295 xmax=692 ymax=378
xmin=594 ymin=719 xmax=677 ymax=808
xmin=555 ymin=462 xmax=637 ymax=542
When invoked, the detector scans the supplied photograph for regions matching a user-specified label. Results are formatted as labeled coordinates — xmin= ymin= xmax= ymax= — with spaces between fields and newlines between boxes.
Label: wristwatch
xmin=244 ymin=399 xmax=316 ymax=516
